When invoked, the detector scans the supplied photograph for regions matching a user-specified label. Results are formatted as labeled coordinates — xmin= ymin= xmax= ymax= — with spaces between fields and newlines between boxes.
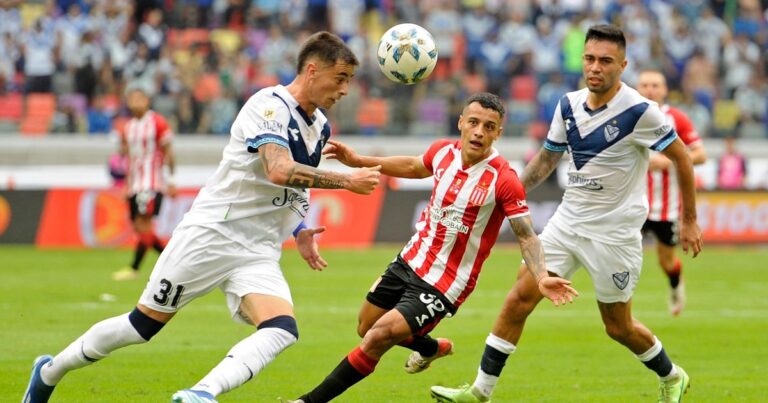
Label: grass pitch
xmin=2 ymin=245 xmax=767 ymax=402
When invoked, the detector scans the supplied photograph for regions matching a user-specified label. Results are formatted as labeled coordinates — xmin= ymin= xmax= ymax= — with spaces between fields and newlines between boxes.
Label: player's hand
xmin=346 ymin=165 xmax=381 ymax=195
xmin=166 ymin=183 xmax=178 ymax=198
xmin=680 ymin=219 xmax=703 ymax=258
xmin=649 ymin=154 xmax=672 ymax=171
xmin=323 ymin=140 xmax=360 ymax=167
xmin=537 ymin=277 xmax=579 ymax=306
xmin=296 ymin=226 xmax=328 ymax=271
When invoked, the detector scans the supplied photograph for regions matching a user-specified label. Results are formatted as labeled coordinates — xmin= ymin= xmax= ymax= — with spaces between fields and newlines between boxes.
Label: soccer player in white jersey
xmin=288 ymin=93 xmax=578 ymax=403
xmin=112 ymin=84 xmax=177 ymax=281
xmin=23 ymin=31 xmax=381 ymax=403
xmin=431 ymin=25 xmax=703 ymax=403
xmin=637 ymin=69 xmax=707 ymax=316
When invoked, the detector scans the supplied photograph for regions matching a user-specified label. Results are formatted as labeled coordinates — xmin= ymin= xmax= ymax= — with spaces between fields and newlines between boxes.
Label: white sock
xmin=42 ymin=313 xmax=147 ymax=385
xmin=192 ymin=327 xmax=297 ymax=397
xmin=472 ymin=333 xmax=517 ymax=398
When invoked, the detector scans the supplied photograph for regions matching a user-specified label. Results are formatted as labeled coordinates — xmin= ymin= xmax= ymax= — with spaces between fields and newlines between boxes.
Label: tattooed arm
xmin=520 ymin=148 xmax=564 ymax=192
xmin=509 ymin=214 xmax=578 ymax=306
xmin=259 ymin=143 xmax=380 ymax=194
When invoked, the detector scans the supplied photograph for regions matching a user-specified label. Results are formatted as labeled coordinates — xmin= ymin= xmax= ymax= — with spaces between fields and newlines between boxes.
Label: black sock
xmin=131 ymin=243 xmax=147 ymax=270
xmin=642 ymin=347 xmax=674 ymax=377
xmin=399 ymin=335 xmax=438 ymax=357
xmin=300 ymin=348 xmax=378 ymax=403
xmin=480 ymin=344 xmax=510 ymax=376
xmin=669 ymin=260 xmax=682 ymax=288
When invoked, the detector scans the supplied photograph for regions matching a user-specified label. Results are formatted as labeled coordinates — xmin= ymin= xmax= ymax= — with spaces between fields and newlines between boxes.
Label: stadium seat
xmin=21 ymin=93 xmax=56 ymax=136
xmin=357 ymin=98 xmax=389 ymax=135
xmin=0 ymin=93 xmax=24 ymax=120
xmin=510 ymin=75 xmax=537 ymax=101
xmin=712 ymin=100 xmax=740 ymax=135
xmin=210 ymin=29 xmax=242 ymax=55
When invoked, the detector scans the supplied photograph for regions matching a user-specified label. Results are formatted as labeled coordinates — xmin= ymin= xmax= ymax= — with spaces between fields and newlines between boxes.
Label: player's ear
xmin=457 ymin=115 xmax=463 ymax=131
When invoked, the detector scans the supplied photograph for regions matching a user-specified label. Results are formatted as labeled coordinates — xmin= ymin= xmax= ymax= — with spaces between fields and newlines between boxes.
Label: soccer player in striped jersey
xmin=23 ymin=32 xmax=381 ymax=403
xmin=636 ymin=69 xmax=707 ymax=316
xmin=112 ymin=84 xmax=177 ymax=281
xmin=288 ymin=92 xmax=578 ymax=403
xmin=431 ymin=25 xmax=703 ymax=403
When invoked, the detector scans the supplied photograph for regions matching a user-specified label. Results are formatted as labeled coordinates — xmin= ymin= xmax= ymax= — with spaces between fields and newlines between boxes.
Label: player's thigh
xmin=394 ymin=279 xmax=453 ymax=338
xmin=221 ymin=258 xmax=294 ymax=325
xmin=138 ymin=226 xmax=237 ymax=314
xmin=538 ymin=223 xmax=581 ymax=280
xmin=578 ymin=238 xmax=643 ymax=304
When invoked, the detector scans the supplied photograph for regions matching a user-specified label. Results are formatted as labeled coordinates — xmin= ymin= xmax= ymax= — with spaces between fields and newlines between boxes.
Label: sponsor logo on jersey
xmin=654 ymin=124 xmax=671 ymax=137
xmin=468 ymin=181 xmax=489 ymax=206
xmin=429 ymin=206 xmax=469 ymax=234
xmin=567 ymin=174 xmax=604 ymax=190
xmin=255 ymin=120 xmax=284 ymax=133
xmin=272 ymin=188 xmax=309 ymax=218
xmin=288 ymin=127 xmax=300 ymax=141
xmin=612 ymin=271 xmax=630 ymax=290
xmin=263 ymin=109 xmax=275 ymax=119
xmin=604 ymin=123 xmax=620 ymax=142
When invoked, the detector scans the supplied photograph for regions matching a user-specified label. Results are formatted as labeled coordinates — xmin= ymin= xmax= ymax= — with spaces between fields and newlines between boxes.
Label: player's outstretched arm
xmin=520 ymin=148 xmax=564 ymax=192
xmin=508 ymin=215 xmax=578 ymax=306
xmin=259 ymin=143 xmax=380 ymax=194
xmin=323 ymin=139 xmax=431 ymax=179
xmin=661 ymin=139 xmax=703 ymax=257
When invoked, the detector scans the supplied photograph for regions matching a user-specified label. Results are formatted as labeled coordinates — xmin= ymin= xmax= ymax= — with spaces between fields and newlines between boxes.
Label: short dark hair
xmin=585 ymin=24 xmax=626 ymax=51
xmin=465 ymin=92 xmax=505 ymax=118
xmin=296 ymin=31 xmax=359 ymax=74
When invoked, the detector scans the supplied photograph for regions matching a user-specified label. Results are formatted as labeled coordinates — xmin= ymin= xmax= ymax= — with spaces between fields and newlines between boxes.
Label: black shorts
xmin=129 ymin=191 xmax=163 ymax=221
xmin=642 ymin=219 xmax=679 ymax=246
xmin=367 ymin=256 xmax=456 ymax=336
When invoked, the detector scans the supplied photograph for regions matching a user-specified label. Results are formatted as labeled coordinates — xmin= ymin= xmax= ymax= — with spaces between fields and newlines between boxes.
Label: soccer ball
xmin=376 ymin=23 xmax=438 ymax=85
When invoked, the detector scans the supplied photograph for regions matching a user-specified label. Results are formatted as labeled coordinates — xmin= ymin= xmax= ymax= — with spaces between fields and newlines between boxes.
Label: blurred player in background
xmin=288 ymin=92 xmax=577 ymax=403
xmin=112 ymin=84 xmax=177 ymax=281
xmin=637 ymin=69 xmax=707 ymax=316
xmin=23 ymin=31 xmax=381 ymax=403
xmin=431 ymin=25 xmax=702 ymax=403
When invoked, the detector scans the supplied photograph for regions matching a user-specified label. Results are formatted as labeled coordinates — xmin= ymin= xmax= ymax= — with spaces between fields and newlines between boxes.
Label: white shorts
xmin=138 ymin=226 xmax=293 ymax=324
xmin=538 ymin=220 xmax=643 ymax=303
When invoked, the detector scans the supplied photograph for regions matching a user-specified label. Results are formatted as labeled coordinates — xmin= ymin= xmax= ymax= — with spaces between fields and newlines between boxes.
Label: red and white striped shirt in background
xmin=647 ymin=105 xmax=702 ymax=222
xmin=400 ymin=139 xmax=529 ymax=308
xmin=119 ymin=110 xmax=173 ymax=195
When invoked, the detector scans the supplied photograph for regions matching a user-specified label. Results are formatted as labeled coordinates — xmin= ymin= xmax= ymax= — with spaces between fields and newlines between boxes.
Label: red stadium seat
xmin=0 ymin=93 xmax=23 ymax=120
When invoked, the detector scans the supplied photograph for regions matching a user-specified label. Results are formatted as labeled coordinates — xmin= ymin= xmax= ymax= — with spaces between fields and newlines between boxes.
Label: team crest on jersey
xmin=468 ymin=182 xmax=489 ymax=206
xmin=612 ymin=272 xmax=630 ymax=290
xmin=263 ymin=109 xmax=275 ymax=119
xmin=449 ymin=177 xmax=463 ymax=194
xmin=604 ymin=122 xmax=620 ymax=142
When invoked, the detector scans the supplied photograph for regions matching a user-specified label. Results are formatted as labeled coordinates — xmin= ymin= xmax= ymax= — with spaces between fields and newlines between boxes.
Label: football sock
xmin=668 ymin=259 xmax=682 ymax=288
xmin=151 ymin=232 xmax=165 ymax=253
xmin=637 ymin=336 xmax=674 ymax=378
xmin=299 ymin=347 xmax=379 ymax=403
xmin=473 ymin=333 xmax=516 ymax=397
xmin=41 ymin=312 xmax=153 ymax=385
xmin=398 ymin=334 xmax=438 ymax=357
xmin=130 ymin=241 xmax=148 ymax=270
xmin=192 ymin=320 xmax=298 ymax=396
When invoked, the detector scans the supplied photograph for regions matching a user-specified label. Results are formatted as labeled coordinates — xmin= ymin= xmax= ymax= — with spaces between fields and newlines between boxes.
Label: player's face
xmin=307 ymin=60 xmax=356 ymax=110
xmin=582 ymin=39 xmax=627 ymax=94
xmin=636 ymin=71 xmax=668 ymax=104
xmin=126 ymin=90 xmax=150 ymax=117
xmin=458 ymin=102 xmax=503 ymax=166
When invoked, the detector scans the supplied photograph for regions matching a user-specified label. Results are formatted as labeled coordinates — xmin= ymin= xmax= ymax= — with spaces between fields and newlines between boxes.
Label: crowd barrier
xmin=1 ymin=182 xmax=766 ymax=247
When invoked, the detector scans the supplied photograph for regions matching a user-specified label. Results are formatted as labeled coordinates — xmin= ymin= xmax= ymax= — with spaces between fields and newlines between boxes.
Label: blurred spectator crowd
xmin=0 ymin=0 xmax=767 ymax=139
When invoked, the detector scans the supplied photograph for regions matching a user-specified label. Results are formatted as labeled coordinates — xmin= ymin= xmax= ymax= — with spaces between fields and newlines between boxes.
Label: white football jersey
xmin=177 ymin=85 xmax=331 ymax=259
xmin=543 ymin=83 xmax=677 ymax=244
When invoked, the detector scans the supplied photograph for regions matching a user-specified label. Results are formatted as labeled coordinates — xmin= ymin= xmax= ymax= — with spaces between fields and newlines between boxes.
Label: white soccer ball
xmin=376 ymin=23 xmax=438 ymax=85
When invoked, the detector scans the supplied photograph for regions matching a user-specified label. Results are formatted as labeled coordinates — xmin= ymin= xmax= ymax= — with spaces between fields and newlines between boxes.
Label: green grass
xmin=2 ymin=245 xmax=767 ymax=402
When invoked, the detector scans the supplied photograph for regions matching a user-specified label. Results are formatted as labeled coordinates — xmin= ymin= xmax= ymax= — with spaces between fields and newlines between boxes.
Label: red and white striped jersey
xmin=119 ymin=110 xmax=173 ymax=194
xmin=647 ymin=105 xmax=701 ymax=222
xmin=400 ymin=139 xmax=529 ymax=308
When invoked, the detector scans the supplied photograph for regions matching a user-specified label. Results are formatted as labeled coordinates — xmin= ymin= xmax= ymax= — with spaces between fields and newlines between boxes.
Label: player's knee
xmin=603 ymin=322 xmax=631 ymax=342
xmin=128 ymin=307 xmax=166 ymax=341
xmin=258 ymin=315 xmax=299 ymax=341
